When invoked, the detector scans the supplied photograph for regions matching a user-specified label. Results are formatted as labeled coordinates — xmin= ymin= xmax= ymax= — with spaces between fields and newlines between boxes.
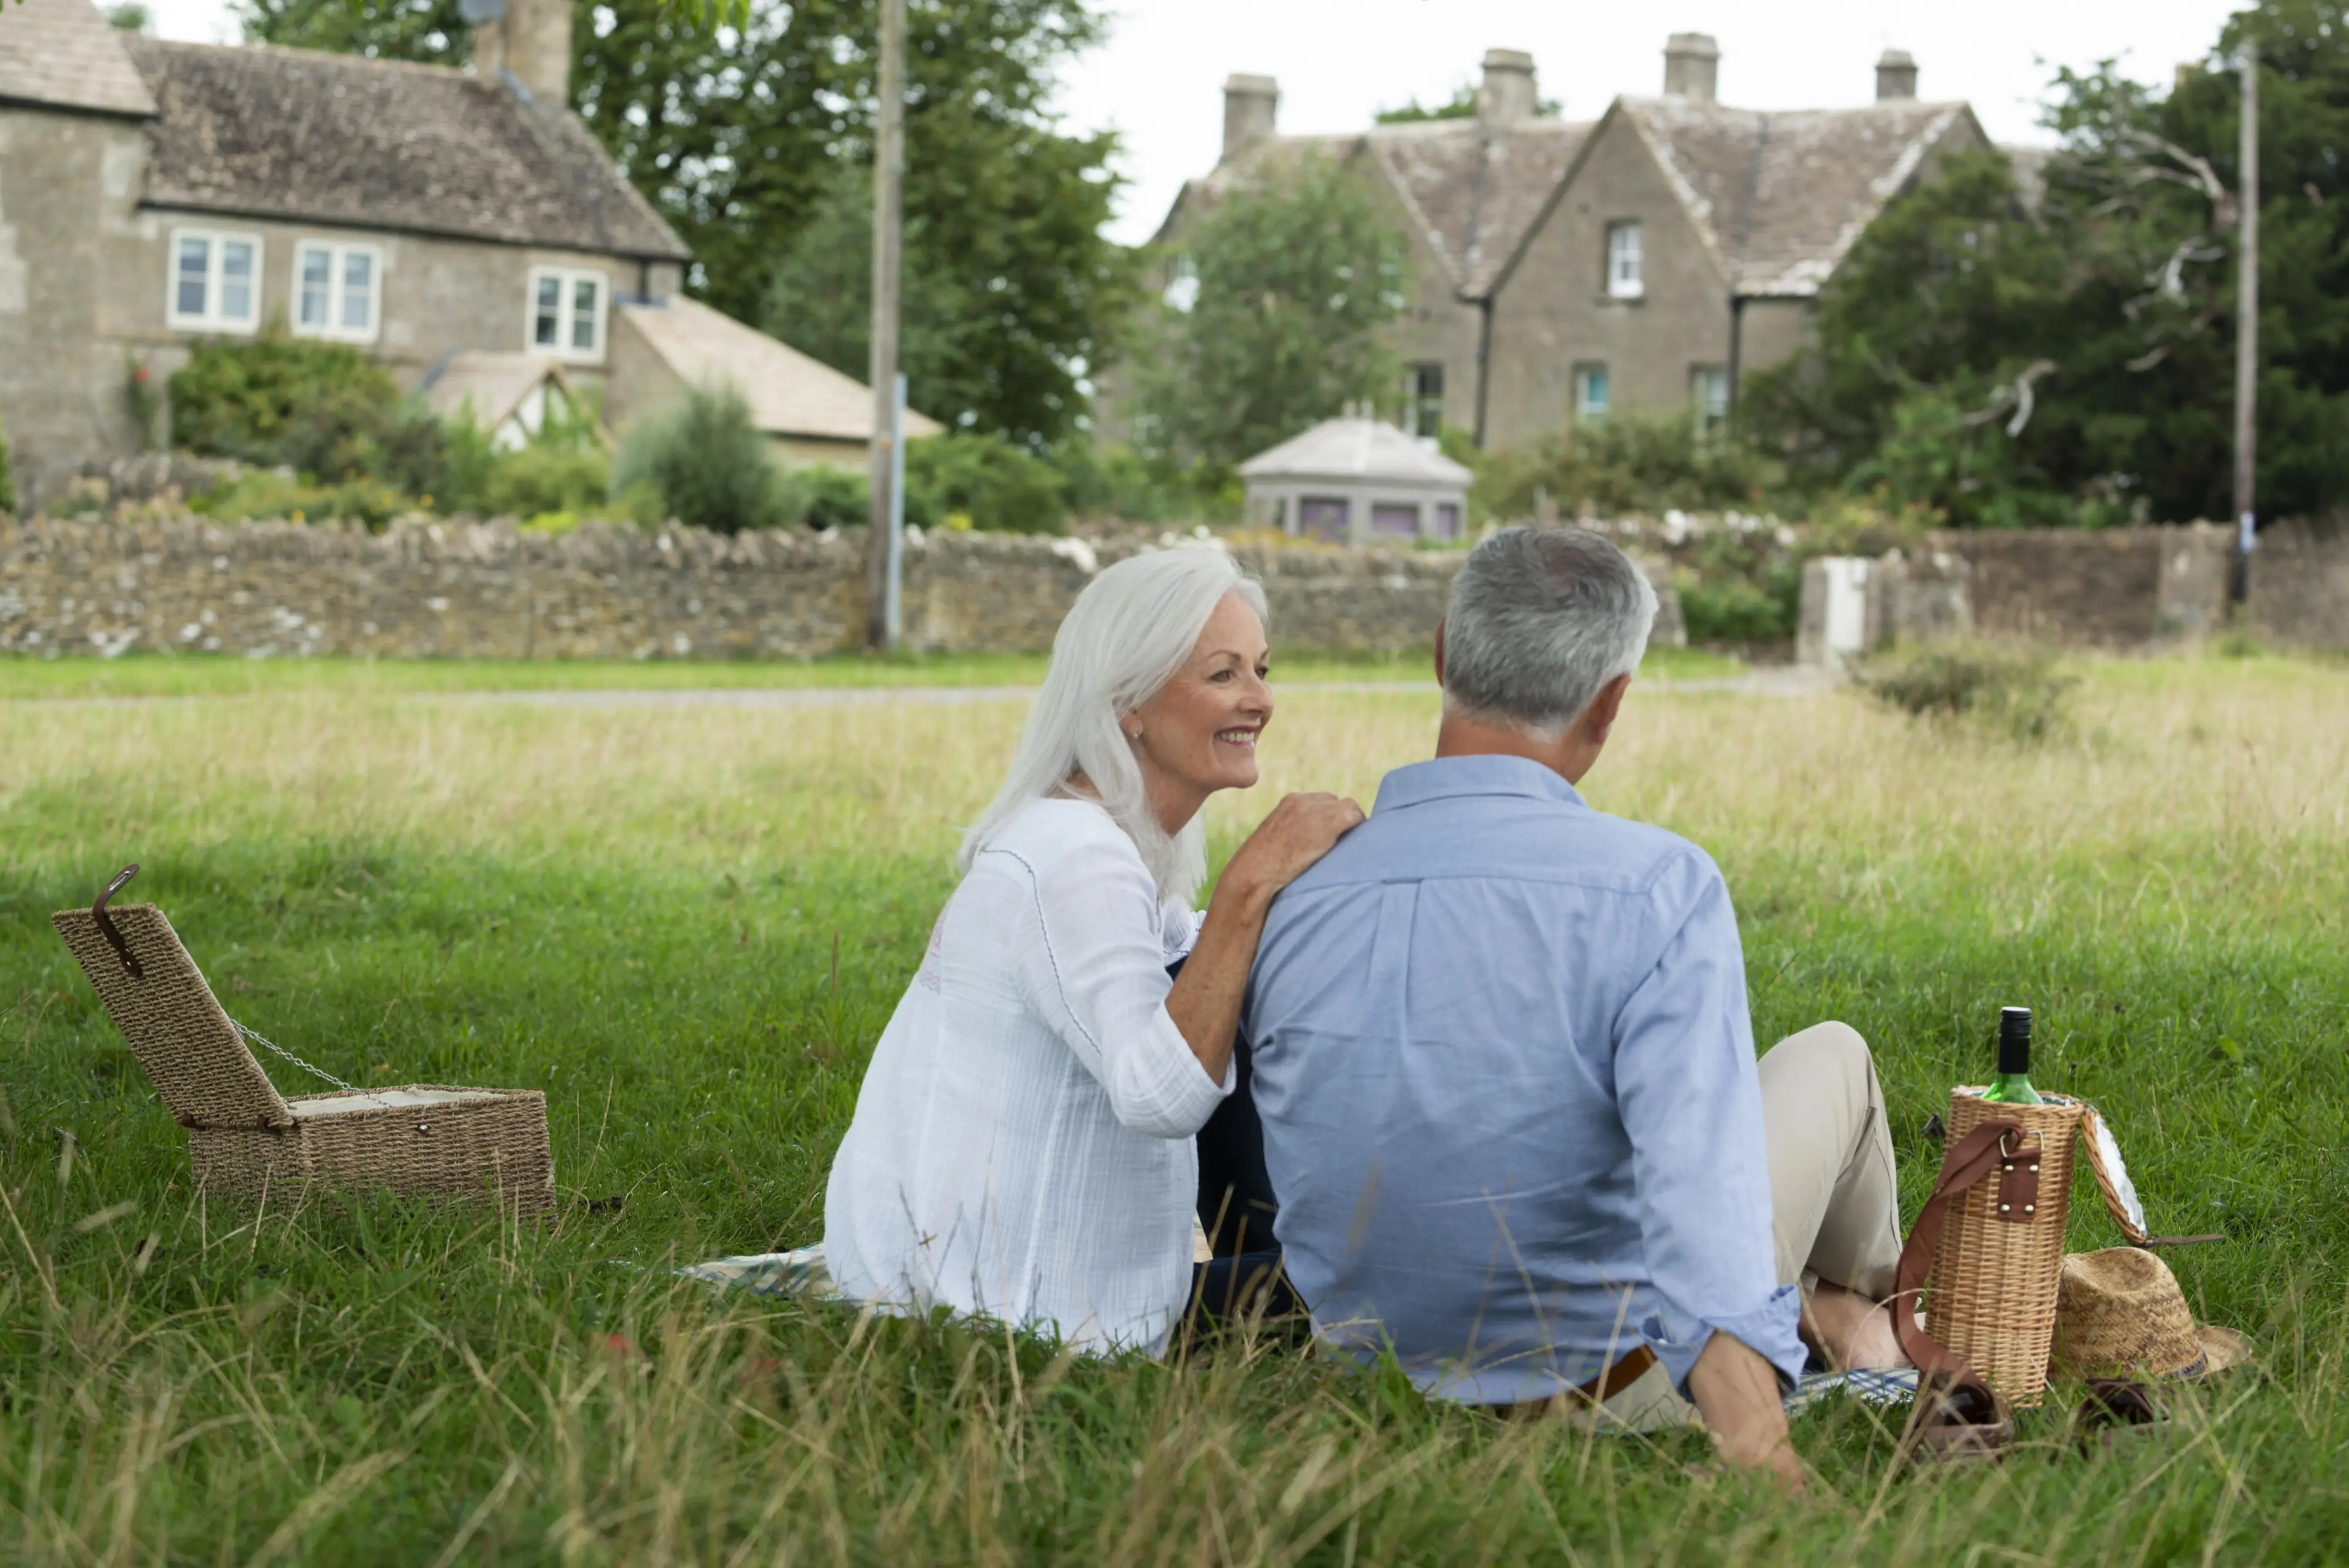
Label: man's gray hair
xmin=1441 ymin=527 xmax=1659 ymax=741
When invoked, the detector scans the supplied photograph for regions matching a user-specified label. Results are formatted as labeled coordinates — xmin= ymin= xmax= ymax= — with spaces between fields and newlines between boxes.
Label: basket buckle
xmin=1995 ymin=1128 xmax=2041 ymax=1223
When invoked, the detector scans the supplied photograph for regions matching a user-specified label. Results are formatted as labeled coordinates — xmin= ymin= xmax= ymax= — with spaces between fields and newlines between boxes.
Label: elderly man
xmin=1241 ymin=527 xmax=1910 ymax=1487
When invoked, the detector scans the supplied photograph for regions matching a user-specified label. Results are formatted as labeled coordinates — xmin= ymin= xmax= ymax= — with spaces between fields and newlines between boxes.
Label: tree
xmin=1752 ymin=0 xmax=2349 ymax=526
xmin=760 ymin=102 xmax=1135 ymax=446
xmin=1132 ymin=156 xmax=1411 ymax=476
xmin=238 ymin=0 xmax=1133 ymax=445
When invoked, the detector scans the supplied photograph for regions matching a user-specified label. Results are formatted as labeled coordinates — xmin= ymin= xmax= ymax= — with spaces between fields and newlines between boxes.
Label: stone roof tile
xmin=1172 ymin=116 xmax=1593 ymax=301
xmin=620 ymin=296 xmax=943 ymax=444
xmin=0 ymin=0 xmax=158 ymax=117
xmin=1239 ymin=416 xmax=1473 ymax=484
xmin=122 ymin=35 xmax=688 ymax=261
xmin=1624 ymin=95 xmax=1973 ymax=297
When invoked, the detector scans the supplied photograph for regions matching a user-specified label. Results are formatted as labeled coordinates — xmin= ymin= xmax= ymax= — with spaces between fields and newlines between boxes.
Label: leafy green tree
xmin=1755 ymin=0 xmax=2349 ymax=525
xmin=238 ymin=0 xmax=1132 ymax=446
xmin=1374 ymin=85 xmax=1478 ymax=125
xmin=760 ymin=103 xmax=1135 ymax=447
xmin=1132 ymin=156 xmax=1411 ymax=476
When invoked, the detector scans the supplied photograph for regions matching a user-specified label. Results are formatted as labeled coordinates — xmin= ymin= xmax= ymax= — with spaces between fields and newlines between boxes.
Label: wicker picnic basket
xmin=52 ymin=868 xmax=556 ymax=1221
xmin=1920 ymin=1088 xmax=2084 ymax=1407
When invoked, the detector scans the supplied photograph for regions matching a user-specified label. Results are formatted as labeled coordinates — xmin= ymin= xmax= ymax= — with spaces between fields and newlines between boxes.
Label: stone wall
xmin=0 ymin=516 xmax=1684 ymax=662
xmin=1798 ymin=521 xmax=2345 ymax=659
xmin=2247 ymin=516 xmax=2349 ymax=650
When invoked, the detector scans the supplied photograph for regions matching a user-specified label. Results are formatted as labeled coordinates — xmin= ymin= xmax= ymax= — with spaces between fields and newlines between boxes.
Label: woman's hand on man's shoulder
xmin=1219 ymin=792 xmax=1366 ymax=910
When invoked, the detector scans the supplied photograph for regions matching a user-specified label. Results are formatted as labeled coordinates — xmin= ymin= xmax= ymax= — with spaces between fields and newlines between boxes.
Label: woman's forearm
xmin=1163 ymin=872 xmax=1274 ymax=1085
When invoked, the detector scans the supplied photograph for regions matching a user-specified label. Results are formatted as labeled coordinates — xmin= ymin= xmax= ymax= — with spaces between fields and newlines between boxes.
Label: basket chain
xmin=229 ymin=1019 xmax=361 ymax=1095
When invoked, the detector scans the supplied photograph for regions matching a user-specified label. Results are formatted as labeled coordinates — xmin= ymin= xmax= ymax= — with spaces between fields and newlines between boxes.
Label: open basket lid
xmin=52 ymin=873 xmax=294 ymax=1132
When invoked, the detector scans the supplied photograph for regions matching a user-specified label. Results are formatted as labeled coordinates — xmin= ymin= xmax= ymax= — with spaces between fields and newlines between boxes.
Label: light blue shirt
xmin=1243 ymin=754 xmax=1803 ymax=1404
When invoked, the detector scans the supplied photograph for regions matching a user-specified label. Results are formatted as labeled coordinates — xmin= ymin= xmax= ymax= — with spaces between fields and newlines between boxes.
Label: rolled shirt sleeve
xmin=1611 ymin=849 xmax=1806 ymax=1391
xmin=999 ymin=840 xmax=1231 ymax=1140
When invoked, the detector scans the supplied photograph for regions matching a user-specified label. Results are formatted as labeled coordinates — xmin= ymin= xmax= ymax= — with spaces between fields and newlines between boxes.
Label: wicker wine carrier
xmin=52 ymin=869 xmax=556 ymax=1221
xmin=1916 ymin=1088 xmax=2085 ymax=1407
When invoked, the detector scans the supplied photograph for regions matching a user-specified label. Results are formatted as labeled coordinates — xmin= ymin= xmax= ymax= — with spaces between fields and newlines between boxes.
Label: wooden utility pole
xmin=2232 ymin=39 xmax=2260 ymax=605
xmin=865 ymin=0 xmax=906 ymax=650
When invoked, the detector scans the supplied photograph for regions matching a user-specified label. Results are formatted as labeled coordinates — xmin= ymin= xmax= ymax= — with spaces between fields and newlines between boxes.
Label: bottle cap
xmin=1998 ymin=1006 xmax=2032 ymax=1075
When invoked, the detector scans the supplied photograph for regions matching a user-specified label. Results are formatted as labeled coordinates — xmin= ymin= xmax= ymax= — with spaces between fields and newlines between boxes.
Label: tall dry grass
xmin=3 ymin=654 xmax=2347 ymax=1563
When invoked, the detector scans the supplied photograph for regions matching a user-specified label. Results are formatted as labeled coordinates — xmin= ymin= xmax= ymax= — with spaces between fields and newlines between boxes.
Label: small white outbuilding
xmin=1238 ymin=415 xmax=1474 ymax=546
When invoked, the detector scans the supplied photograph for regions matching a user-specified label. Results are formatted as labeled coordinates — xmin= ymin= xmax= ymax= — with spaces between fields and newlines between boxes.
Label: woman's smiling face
xmin=1126 ymin=591 xmax=1273 ymax=825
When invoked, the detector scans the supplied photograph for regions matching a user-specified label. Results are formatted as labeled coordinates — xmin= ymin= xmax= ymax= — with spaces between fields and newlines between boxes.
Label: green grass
xmin=3 ymin=654 xmax=2343 ymax=1563
xmin=0 ymin=644 xmax=1741 ymax=701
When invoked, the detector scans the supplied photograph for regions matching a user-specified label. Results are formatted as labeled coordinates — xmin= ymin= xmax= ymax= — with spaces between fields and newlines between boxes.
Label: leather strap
xmin=1889 ymin=1119 xmax=2025 ymax=1381
xmin=1486 ymin=1343 xmax=1660 ymax=1419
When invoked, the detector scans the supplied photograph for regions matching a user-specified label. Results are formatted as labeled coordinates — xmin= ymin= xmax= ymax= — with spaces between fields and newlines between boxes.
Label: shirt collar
xmin=1371 ymin=753 xmax=1586 ymax=816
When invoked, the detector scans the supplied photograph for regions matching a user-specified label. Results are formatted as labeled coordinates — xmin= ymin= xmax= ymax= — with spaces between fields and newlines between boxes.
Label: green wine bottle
xmin=1981 ymin=1005 xmax=2045 ymax=1105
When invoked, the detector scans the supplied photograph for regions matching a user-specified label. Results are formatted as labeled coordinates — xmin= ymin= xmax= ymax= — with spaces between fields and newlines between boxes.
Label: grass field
xmin=3 ymin=650 xmax=2346 ymax=1564
xmin=0 ymin=644 xmax=1740 ymax=702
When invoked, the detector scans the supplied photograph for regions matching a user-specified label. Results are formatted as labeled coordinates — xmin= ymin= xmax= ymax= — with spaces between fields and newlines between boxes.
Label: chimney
xmin=469 ymin=0 xmax=572 ymax=107
xmin=1876 ymin=49 xmax=1919 ymax=102
xmin=1478 ymin=49 xmax=1538 ymax=129
xmin=1662 ymin=33 xmax=1719 ymax=102
xmin=1221 ymin=74 xmax=1279 ymax=163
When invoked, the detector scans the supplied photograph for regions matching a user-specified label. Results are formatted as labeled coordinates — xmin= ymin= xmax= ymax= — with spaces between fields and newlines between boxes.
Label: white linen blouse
xmin=822 ymin=797 xmax=1227 ymax=1353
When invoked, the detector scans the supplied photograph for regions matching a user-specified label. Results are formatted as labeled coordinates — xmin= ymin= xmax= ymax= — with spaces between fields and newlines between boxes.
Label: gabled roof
xmin=1239 ymin=416 xmax=1473 ymax=486
xmin=619 ymin=295 xmax=944 ymax=445
xmin=1611 ymin=95 xmax=1978 ymax=298
xmin=1160 ymin=115 xmax=1594 ymax=302
xmin=0 ymin=0 xmax=157 ymax=118
xmin=121 ymin=35 xmax=689 ymax=262
xmin=418 ymin=352 xmax=588 ymax=435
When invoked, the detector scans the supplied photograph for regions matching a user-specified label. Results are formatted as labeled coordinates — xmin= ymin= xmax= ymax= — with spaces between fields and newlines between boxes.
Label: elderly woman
xmin=823 ymin=547 xmax=1361 ymax=1353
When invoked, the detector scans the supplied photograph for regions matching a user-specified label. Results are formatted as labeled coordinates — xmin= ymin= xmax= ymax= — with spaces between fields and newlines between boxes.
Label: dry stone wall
xmin=1 ymin=517 xmax=1682 ymax=662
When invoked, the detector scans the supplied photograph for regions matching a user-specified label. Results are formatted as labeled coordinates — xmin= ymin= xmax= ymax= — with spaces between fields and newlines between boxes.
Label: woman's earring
xmin=1125 ymin=728 xmax=1142 ymax=742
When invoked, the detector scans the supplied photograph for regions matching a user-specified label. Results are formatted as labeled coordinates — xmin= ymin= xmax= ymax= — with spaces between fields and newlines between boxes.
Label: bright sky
xmin=145 ymin=0 xmax=2249 ymax=245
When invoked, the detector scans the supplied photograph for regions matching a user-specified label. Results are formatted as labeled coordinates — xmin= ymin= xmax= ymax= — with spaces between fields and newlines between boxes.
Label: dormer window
xmin=1606 ymin=220 xmax=1644 ymax=299
xmin=292 ymin=241 xmax=382 ymax=344
xmin=167 ymin=228 xmax=262 ymax=333
xmin=529 ymin=267 xmax=607 ymax=362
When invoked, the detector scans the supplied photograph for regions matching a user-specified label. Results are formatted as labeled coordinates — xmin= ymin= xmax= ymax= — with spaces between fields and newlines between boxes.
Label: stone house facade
xmin=1144 ymin=35 xmax=1991 ymax=452
xmin=0 ymin=0 xmax=907 ymax=510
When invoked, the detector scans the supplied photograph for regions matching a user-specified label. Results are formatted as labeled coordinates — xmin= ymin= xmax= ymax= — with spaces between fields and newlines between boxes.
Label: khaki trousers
xmin=1758 ymin=1021 xmax=1904 ymax=1301
xmin=1499 ymin=1021 xmax=1903 ymax=1431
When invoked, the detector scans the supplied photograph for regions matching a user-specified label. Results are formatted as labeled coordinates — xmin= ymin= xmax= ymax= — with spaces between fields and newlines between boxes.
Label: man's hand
xmin=1685 ymin=1331 xmax=1803 ymax=1495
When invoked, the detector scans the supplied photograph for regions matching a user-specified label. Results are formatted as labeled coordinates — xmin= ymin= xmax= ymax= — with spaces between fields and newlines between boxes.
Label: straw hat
xmin=2052 ymin=1248 xmax=2250 ymax=1381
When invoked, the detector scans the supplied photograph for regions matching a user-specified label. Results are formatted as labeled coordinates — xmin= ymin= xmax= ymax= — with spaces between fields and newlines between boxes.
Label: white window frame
xmin=290 ymin=240 xmax=385 ymax=344
xmin=1692 ymin=364 xmax=1731 ymax=434
xmin=166 ymin=227 xmax=264 ymax=334
xmin=527 ymin=265 xmax=610 ymax=363
xmin=1573 ymin=363 xmax=1611 ymax=421
xmin=1605 ymin=220 xmax=1644 ymax=300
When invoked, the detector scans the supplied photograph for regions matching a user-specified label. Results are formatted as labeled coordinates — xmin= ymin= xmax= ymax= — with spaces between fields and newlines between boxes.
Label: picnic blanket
xmin=674 ymin=1244 xmax=1921 ymax=1417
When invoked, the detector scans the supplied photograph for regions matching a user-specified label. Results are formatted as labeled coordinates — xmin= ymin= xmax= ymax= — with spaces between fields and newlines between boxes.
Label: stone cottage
xmin=0 ymin=0 xmax=910 ymax=510
xmin=1144 ymin=35 xmax=1992 ymax=450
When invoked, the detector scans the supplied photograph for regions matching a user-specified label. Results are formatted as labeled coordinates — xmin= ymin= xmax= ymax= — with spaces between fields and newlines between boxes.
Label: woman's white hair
xmin=960 ymin=546 xmax=1267 ymax=909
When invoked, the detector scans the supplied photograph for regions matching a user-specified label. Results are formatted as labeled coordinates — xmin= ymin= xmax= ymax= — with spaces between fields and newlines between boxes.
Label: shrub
xmin=1853 ymin=642 xmax=2075 ymax=742
xmin=191 ymin=470 xmax=416 ymax=529
xmin=481 ymin=445 xmax=610 ymax=521
xmin=170 ymin=335 xmax=449 ymax=500
xmin=612 ymin=385 xmax=792 ymax=534
xmin=1672 ymin=524 xmax=1804 ymax=645
xmin=797 ymin=466 xmax=870 ymax=533
xmin=904 ymin=432 xmax=1066 ymax=534
xmin=1475 ymin=413 xmax=1778 ymax=519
